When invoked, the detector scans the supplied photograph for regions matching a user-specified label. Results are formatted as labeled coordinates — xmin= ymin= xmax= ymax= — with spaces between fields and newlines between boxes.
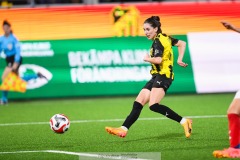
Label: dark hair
xmin=3 ymin=20 xmax=11 ymax=27
xmin=2 ymin=20 xmax=13 ymax=34
xmin=144 ymin=16 xmax=162 ymax=34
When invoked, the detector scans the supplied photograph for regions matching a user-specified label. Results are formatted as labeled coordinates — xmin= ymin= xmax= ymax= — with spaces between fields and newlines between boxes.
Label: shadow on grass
xmin=108 ymin=133 xmax=185 ymax=143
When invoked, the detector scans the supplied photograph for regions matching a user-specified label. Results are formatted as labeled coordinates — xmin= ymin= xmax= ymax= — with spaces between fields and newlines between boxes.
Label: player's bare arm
xmin=174 ymin=40 xmax=188 ymax=67
xmin=143 ymin=54 xmax=162 ymax=64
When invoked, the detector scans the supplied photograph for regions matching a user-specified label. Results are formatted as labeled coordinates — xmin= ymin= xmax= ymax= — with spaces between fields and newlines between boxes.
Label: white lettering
xmin=68 ymin=49 xmax=148 ymax=67
xmin=21 ymin=42 xmax=54 ymax=57
xmin=70 ymin=66 xmax=151 ymax=83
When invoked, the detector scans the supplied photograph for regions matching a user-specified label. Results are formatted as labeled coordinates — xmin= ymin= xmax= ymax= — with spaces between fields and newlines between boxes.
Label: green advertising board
xmin=0 ymin=36 xmax=196 ymax=99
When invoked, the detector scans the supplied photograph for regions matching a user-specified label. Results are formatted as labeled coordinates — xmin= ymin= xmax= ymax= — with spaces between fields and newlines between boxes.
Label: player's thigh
xmin=1 ymin=67 xmax=12 ymax=80
xmin=135 ymin=89 xmax=151 ymax=106
xmin=13 ymin=57 xmax=22 ymax=75
xmin=227 ymin=91 xmax=240 ymax=114
xmin=149 ymin=88 xmax=165 ymax=106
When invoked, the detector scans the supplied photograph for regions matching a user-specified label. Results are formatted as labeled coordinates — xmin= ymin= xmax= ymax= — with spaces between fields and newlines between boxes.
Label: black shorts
xmin=143 ymin=74 xmax=172 ymax=92
xmin=5 ymin=55 xmax=22 ymax=72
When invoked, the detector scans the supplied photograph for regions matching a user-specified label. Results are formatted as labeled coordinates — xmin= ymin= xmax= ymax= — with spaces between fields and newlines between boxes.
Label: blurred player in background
xmin=0 ymin=20 xmax=46 ymax=105
xmin=0 ymin=20 xmax=22 ymax=104
xmin=111 ymin=6 xmax=139 ymax=37
xmin=213 ymin=21 xmax=240 ymax=158
xmin=106 ymin=16 xmax=192 ymax=139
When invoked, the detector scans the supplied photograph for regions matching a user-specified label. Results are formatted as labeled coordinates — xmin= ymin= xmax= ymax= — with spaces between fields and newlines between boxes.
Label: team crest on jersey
xmin=7 ymin=43 xmax=13 ymax=50
xmin=154 ymin=49 xmax=159 ymax=55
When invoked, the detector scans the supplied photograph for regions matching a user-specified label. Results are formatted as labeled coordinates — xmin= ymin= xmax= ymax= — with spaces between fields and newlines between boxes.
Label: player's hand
xmin=177 ymin=60 xmax=188 ymax=68
xmin=221 ymin=21 xmax=234 ymax=30
xmin=143 ymin=54 xmax=150 ymax=62
xmin=11 ymin=67 xmax=17 ymax=73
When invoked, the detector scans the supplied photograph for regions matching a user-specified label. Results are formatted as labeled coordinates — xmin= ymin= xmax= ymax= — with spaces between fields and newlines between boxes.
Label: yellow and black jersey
xmin=149 ymin=33 xmax=179 ymax=79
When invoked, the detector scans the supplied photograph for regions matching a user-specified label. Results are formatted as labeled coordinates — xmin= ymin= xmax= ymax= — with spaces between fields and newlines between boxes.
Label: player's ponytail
xmin=144 ymin=16 xmax=162 ymax=34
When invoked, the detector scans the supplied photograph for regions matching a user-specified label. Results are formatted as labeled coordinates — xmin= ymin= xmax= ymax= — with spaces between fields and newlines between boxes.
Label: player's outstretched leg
xmin=149 ymin=103 xmax=193 ymax=138
xmin=105 ymin=101 xmax=143 ymax=138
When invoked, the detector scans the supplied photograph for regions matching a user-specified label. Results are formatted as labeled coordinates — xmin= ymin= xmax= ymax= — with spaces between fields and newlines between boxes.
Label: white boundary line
xmin=0 ymin=115 xmax=226 ymax=127
xmin=0 ymin=150 xmax=150 ymax=160
xmin=0 ymin=151 xmax=41 ymax=154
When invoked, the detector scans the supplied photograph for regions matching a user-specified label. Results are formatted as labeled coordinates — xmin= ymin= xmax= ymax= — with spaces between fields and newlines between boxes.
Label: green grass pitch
xmin=0 ymin=93 xmax=235 ymax=160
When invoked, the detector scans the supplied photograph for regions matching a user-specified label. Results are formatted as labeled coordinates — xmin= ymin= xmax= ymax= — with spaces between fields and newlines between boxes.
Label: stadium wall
xmin=0 ymin=2 xmax=239 ymax=99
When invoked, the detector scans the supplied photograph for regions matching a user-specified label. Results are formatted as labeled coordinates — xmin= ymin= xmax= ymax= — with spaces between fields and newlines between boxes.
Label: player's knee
xmin=148 ymin=102 xmax=154 ymax=107
xmin=227 ymin=108 xmax=232 ymax=114
xmin=149 ymin=99 xmax=161 ymax=107
xmin=227 ymin=109 xmax=238 ymax=115
xmin=227 ymin=99 xmax=240 ymax=114
xmin=135 ymin=96 xmax=149 ymax=106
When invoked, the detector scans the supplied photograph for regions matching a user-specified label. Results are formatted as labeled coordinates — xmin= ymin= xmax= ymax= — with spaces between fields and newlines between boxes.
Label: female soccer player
xmin=105 ymin=16 xmax=192 ymax=138
xmin=213 ymin=21 xmax=240 ymax=158
xmin=0 ymin=20 xmax=46 ymax=105
xmin=0 ymin=20 xmax=22 ymax=104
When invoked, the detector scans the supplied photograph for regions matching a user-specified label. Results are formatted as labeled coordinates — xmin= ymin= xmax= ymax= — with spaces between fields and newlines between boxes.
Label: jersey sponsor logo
xmin=19 ymin=64 xmax=52 ymax=89
xmin=156 ymin=81 xmax=162 ymax=85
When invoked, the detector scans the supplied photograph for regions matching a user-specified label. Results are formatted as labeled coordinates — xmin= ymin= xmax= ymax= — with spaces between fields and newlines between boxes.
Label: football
xmin=49 ymin=114 xmax=70 ymax=134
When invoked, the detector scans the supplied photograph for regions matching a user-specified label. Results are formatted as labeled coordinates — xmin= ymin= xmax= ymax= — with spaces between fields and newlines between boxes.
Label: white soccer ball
xmin=49 ymin=114 xmax=70 ymax=134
